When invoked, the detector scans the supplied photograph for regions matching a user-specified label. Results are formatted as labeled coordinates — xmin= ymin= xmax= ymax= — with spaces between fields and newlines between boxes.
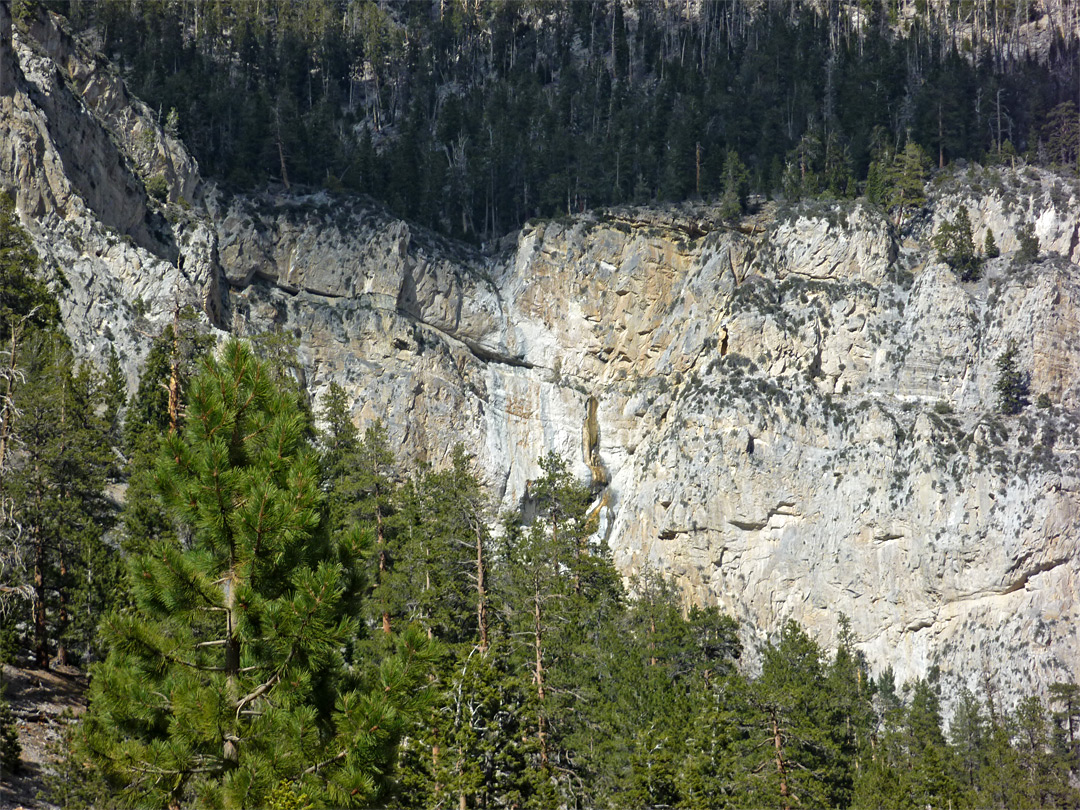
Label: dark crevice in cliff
xmin=460 ymin=337 xmax=533 ymax=369
xmin=1003 ymin=556 xmax=1069 ymax=594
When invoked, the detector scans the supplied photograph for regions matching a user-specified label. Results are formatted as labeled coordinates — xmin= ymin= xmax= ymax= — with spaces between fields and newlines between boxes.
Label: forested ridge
xmin=45 ymin=0 xmax=1080 ymax=241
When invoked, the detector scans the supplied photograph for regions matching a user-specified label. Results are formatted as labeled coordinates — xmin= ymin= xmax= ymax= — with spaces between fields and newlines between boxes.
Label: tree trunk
xmin=223 ymin=568 xmax=240 ymax=767
xmin=56 ymin=377 xmax=68 ymax=667
xmin=56 ymin=544 xmax=68 ymax=667
xmin=475 ymin=519 xmax=488 ymax=651
xmin=168 ymin=302 xmax=181 ymax=435
xmin=33 ymin=500 xmax=48 ymax=669
xmin=0 ymin=321 xmax=21 ymax=470
xmin=275 ymin=108 xmax=291 ymax=191
xmin=533 ymin=581 xmax=548 ymax=766
xmin=695 ymin=142 xmax=702 ymax=197
xmin=772 ymin=708 xmax=790 ymax=810
xmin=649 ymin=615 xmax=657 ymax=666
xmin=377 ymin=496 xmax=390 ymax=634
xmin=938 ymin=103 xmax=945 ymax=168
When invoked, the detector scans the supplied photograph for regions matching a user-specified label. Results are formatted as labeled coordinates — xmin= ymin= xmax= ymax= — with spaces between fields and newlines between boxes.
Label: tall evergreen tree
xmin=994 ymin=339 xmax=1028 ymax=415
xmin=331 ymin=420 xmax=399 ymax=635
xmin=719 ymin=148 xmax=751 ymax=220
xmin=949 ymin=687 xmax=987 ymax=798
xmin=496 ymin=453 xmax=609 ymax=804
xmin=933 ymin=204 xmax=981 ymax=280
xmin=883 ymin=141 xmax=930 ymax=229
xmin=101 ymin=346 xmax=127 ymax=450
xmin=393 ymin=446 xmax=490 ymax=645
xmin=1049 ymin=682 xmax=1080 ymax=772
xmin=317 ymin=381 xmax=359 ymax=498
xmin=3 ymin=334 xmax=117 ymax=668
xmin=1015 ymin=221 xmax=1040 ymax=266
xmin=735 ymin=621 xmax=848 ymax=810
xmin=0 ymin=192 xmax=60 ymax=471
xmin=72 ymin=340 xmax=437 ymax=808
xmin=120 ymin=316 xmax=213 ymax=558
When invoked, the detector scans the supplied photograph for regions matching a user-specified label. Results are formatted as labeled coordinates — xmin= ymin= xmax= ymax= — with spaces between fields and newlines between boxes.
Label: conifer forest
xmin=1 ymin=0 xmax=1080 ymax=808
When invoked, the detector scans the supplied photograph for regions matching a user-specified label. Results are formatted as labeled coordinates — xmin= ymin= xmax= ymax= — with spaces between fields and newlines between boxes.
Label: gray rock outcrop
xmin=3 ymin=4 xmax=1079 ymax=709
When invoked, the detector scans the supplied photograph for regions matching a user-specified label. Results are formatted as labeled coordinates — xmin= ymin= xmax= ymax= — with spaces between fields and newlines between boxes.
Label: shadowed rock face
xmin=4 ymin=4 xmax=1080 ymax=708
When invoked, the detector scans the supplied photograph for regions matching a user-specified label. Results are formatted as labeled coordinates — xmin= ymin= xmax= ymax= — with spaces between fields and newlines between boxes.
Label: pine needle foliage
xmin=1014 ymin=221 xmax=1040 ymax=266
xmin=933 ymin=205 xmax=982 ymax=281
xmin=994 ymin=340 xmax=1028 ymax=416
xmin=0 ymin=192 xmax=59 ymax=336
xmin=73 ymin=339 xmax=437 ymax=809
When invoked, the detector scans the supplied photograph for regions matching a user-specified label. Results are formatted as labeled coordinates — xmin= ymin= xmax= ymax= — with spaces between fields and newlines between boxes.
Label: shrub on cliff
xmin=995 ymin=340 xmax=1028 ymax=415
xmin=933 ymin=205 xmax=981 ymax=281
xmin=1014 ymin=221 xmax=1040 ymax=267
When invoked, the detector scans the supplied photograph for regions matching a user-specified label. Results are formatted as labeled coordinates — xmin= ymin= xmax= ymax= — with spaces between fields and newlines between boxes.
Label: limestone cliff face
xmin=4 ymin=5 xmax=1080 ymax=706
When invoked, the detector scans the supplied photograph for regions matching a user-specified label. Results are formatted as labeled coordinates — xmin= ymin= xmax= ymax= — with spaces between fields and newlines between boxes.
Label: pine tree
xmin=902 ymin=676 xmax=957 ymax=807
xmin=496 ymin=453 xmax=606 ymax=802
xmin=331 ymin=420 xmax=399 ymax=635
xmin=0 ymin=675 xmax=19 ymax=779
xmin=827 ymin=615 xmax=875 ymax=806
xmin=0 ymin=193 xmax=63 ymax=661
xmin=0 ymin=193 xmax=58 ymax=338
xmin=735 ymin=621 xmax=848 ymax=810
xmin=414 ymin=641 xmax=534 ymax=810
xmin=120 ymin=317 xmax=212 ymax=558
xmin=883 ymin=141 xmax=929 ymax=229
xmin=865 ymin=155 xmax=888 ymax=208
xmin=101 ymin=346 xmax=127 ymax=449
xmin=1015 ymin=221 xmax=1040 ymax=266
xmin=73 ymin=340 xmax=437 ymax=808
xmin=3 ymin=334 xmax=116 ymax=668
xmin=978 ymin=709 xmax=1028 ymax=808
xmin=949 ymin=687 xmax=987 ymax=797
xmin=1042 ymin=100 xmax=1080 ymax=169
xmin=852 ymin=667 xmax=908 ymax=807
xmin=317 ymin=382 xmax=358 ymax=492
xmin=393 ymin=446 xmax=490 ymax=644
xmin=994 ymin=339 xmax=1028 ymax=415
xmin=984 ymin=228 xmax=1000 ymax=259
xmin=0 ymin=191 xmax=60 ymax=471
xmin=933 ymin=204 xmax=982 ymax=280
xmin=1049 ymin=682 xmax=1080 ymax=771
xmin=615 ymin=574 xmax=741 ymax=809
xmin=1010 ymin=695 xmax=1061 ymax=806
xmin=718 ymin=148 xmax=750 ymax=220
xmin=123 ymin=311 xmax=212 ymax=459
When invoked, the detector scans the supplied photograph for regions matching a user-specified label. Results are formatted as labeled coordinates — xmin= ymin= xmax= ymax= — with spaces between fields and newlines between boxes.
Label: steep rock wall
xmin=3 ymin=5 xmax=1079 ymax=706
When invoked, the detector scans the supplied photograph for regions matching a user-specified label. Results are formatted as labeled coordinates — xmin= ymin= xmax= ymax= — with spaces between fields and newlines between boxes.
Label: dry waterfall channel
xmin=3 ymin=3 xmax=1080 ymax=709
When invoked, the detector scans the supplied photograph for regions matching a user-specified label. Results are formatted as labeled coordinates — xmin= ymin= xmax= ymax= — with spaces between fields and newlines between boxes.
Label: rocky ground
xmin=1 ymin=664 xmax=86 ymax=810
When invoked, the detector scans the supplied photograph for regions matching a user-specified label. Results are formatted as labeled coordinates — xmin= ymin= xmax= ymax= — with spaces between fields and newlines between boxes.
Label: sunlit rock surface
xmin=4 ymin=5 xmax=1080 ymax=707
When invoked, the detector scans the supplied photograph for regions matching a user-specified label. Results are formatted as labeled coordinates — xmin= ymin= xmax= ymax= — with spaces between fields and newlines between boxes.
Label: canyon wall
xmin=4 ymin=5 xmax=1080 ymax=705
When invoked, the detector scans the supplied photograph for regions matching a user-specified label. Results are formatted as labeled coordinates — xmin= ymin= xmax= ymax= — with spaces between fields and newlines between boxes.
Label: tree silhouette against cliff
xmin=995 ymin=340 xmax=1028 ymax=415
xmin=75 ymin=340 xmax=437 ymax=808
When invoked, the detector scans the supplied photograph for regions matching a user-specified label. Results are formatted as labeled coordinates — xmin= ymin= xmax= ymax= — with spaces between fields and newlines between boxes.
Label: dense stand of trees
xmin=46 ymin=0 xmax=1080 ymax=241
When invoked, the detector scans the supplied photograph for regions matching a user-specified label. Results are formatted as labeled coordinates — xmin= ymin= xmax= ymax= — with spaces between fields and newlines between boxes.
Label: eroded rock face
xmin=4 ymin=6 xmax=1080 ymax=708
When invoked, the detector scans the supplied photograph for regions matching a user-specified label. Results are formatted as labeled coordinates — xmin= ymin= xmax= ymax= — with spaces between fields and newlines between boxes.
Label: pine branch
xmin=301 ymin=748 xmax=349 ymax=775
xmin=234 ymin=672 xmax=281 ymax=717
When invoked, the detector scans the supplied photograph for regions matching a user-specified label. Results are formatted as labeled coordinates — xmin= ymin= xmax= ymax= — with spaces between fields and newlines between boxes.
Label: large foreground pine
xmin=77 ymin=340 xmax=435 ymax=809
